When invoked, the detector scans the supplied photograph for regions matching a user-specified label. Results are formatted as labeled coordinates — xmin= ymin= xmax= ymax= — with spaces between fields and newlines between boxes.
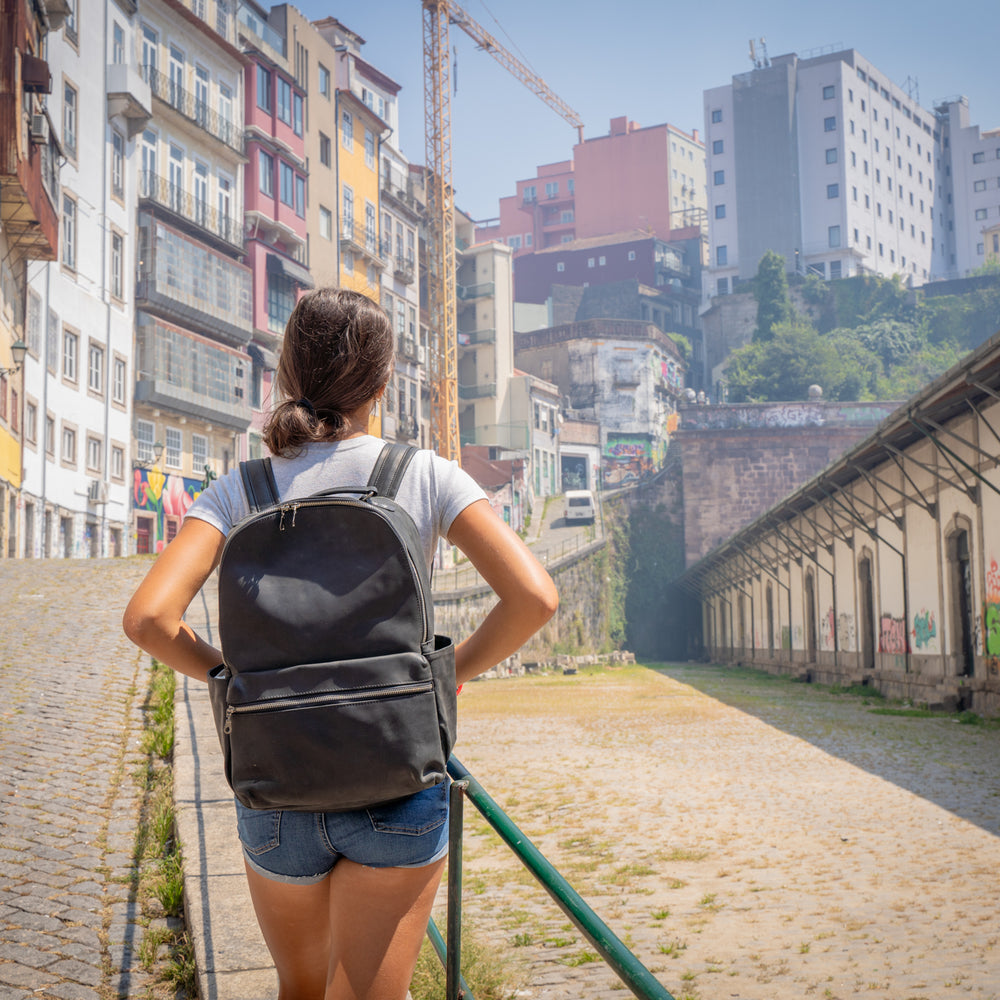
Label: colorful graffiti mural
xmin=133 ymin=468 xmax=204 ymax=553
xmin=601 ymin=434 xmax=664 ymax=487
xmin=912 ymin=609 xmax=937 ymax=650
xmin=984 ymin=557 xmax=1000 ymax=657
xmin=879 ymin=615 xmax=908 ymax=654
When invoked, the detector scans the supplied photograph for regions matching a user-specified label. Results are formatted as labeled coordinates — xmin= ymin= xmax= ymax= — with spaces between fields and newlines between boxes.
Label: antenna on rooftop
xmin=749 ymin=37 xmax=769 ymax=69
xmin=902 ymin=74 xmax=919 ymax=105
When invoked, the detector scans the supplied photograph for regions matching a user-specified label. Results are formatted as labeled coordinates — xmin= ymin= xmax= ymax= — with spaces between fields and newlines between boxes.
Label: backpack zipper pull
xmin=278 ymin=502 xmax=300 ymax=531
xmin=224 ymin=706 xmax=234 ymax=734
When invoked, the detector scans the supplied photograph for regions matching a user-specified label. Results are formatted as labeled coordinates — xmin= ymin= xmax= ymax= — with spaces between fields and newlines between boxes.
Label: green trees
xmin=722 ymin=255 xmax=994 ymax=403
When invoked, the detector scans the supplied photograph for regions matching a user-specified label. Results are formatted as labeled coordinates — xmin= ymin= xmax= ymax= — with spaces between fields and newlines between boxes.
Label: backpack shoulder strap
xmin=367 ymin=443 xmax=418 ymax=500
xmin=239 ymin=457 xmax=279 ymax=512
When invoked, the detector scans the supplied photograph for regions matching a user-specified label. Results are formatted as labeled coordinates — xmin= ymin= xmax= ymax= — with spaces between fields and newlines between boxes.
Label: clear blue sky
xmin=296 ymin=0 xmax=999 ymax=222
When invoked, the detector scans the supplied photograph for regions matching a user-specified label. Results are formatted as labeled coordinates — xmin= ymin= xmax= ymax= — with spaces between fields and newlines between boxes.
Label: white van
xmin=564 ymin=489 xmax=596 ymax=524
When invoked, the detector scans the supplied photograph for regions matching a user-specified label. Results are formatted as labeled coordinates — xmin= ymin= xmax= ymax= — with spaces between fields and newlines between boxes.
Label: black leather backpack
xmin=207 ymin=443 xmax=457 ymax=812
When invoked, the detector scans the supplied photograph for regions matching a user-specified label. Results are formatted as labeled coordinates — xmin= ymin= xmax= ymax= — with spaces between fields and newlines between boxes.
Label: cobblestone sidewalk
xmin=0 ymin=558 xmax=160 ymax=1000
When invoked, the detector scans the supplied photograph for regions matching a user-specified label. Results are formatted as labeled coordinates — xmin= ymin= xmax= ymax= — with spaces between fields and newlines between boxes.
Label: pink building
xmin=478 ymin=116 xmax=705 ymax=257
xmin=242 ymin=44 xmax=312 ymax=455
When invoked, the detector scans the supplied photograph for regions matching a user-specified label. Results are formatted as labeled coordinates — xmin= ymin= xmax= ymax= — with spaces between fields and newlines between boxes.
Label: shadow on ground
xmin=650 ymin=661 xmax=1000 ymax=840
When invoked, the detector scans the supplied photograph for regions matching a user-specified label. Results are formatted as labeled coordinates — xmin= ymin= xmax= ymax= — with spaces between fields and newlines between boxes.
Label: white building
xmin=703 ymin=48 xmax=950 ymax=298
xmin=939 ymin=97 xmax=1000 ymax=277
xmin=20 ymin=3 xmax=152 ymax=558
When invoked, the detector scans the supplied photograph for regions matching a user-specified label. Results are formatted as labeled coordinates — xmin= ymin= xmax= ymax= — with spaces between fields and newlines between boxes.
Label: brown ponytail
xmin=263 ymin=287 xmax=394 ymax=457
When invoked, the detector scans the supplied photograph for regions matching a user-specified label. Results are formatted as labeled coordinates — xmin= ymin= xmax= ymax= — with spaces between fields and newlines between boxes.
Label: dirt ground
xmin=436 ymin=663 xmax=1000 ymax=1000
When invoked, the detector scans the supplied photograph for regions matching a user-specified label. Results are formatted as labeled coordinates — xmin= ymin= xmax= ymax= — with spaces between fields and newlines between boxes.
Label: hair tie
xmin=296 ymin=397 xmax=316 ymax=417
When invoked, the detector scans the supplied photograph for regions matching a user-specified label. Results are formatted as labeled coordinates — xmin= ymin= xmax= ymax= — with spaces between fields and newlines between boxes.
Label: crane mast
xmin=422 ymin=0 xmax=582 ymax=462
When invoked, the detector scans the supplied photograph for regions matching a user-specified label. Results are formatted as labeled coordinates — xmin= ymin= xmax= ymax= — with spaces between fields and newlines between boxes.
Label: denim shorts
xmin=234 ymin=780 xmax=450 ymax=885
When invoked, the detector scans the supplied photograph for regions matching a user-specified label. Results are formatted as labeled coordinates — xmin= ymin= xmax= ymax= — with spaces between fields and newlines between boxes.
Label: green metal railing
xmin=427 ymin=757 xmax=676 ymax=1000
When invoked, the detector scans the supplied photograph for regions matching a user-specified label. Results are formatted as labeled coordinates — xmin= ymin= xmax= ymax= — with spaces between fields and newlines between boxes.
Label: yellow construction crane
xmin=422 ymin=0 xmax=583 ymax=462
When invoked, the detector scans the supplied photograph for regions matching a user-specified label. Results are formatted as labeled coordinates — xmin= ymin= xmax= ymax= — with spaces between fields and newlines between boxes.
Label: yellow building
xmin=335 ymin=88 xmax=386 ymax=299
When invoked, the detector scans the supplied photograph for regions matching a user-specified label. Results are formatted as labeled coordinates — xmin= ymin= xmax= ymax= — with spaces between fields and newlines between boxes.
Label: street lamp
xmin=138 ymin=440 xmax=164 ymax=469
xmin=0 ymin=338 xmax=28 ymax=377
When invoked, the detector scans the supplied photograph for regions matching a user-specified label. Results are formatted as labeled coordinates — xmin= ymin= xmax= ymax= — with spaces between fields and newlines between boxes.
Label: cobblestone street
xmin=0 ymin=558 xmax=160 ymax=1000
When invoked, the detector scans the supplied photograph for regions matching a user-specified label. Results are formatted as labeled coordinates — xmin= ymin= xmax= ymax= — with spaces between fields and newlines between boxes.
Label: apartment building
xmin=478 ymin=116 xmax=706 ymax=265
xmin=703 ymin=48 xmax=950 ymax=297
xmin=131 ymin=0 xmax=251 ymax=553
xmin=939 ymin=97 xmax=1000 ymax=277
xmin=0 ymin=0 xmax=62 ymax=557
xmin=17 ymin=0 xmax=151 ymax=558
xmin=238 ymin=2 xmax=311 ymax=458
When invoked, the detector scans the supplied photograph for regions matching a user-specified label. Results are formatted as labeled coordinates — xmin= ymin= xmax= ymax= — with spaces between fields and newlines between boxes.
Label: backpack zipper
xmin=223 ymin=679 xmax=434 ymax=734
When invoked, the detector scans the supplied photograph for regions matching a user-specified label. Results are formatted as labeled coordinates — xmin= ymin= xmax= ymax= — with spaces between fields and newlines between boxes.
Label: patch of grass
xmin=868 ymin=707 xmax=939 ymax=717
xmin=659 ymin=847 xmax=708 ymax=863
xmin=561 ymin=949 xmax=600 ymax=967
xmin=658 ymin=939 xmax=688 ymax=957
xmin=828 ymin=682 xmax=884 ymax=700
xmin=512 ymin=932 xmax=533 ymax=947
xmin=651 ymin=908 xmax=671 ymax=920
xmin=411 ymin=930 xmax=528 ymax=1000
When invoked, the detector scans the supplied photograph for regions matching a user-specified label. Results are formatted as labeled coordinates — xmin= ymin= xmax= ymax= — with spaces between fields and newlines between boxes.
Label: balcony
xmin=456 ymin=281 xmax=494 ymax=300
xmin=140 ymin=170 xmax=244 ymax=253
xmin=458 ymin=382 xmax=497 ymax=400
xmin=135 ymin=315 xmax=251 ymax=430
xmin=170 ymin=0 xmax=235 ymax=44
xmin=106 ymin=63 xmax=152 ymax=138
xmin=394 ymin=414 xmax=418 ymax=441
xmin=340 ymin=220 xmax=383 ymax=269
xmin=135 ymin=211 xmax=252 ymax=347
xmin=380 ymin=166 xmax=419 ymax=213
xmin=393 ymin=254 xmax=416 ymax=285
xmin=144 ymin=66 xmax=243 ymax=154
xmin=237 ymin=3 xmax=284 ymax=60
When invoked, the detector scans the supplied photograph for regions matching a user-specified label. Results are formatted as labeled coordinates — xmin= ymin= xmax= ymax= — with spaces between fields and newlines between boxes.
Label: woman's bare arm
xmin=122 ymin=518 xmax=227 ymax=683
xmin=446 ymin=499 xmax=558 ymax=685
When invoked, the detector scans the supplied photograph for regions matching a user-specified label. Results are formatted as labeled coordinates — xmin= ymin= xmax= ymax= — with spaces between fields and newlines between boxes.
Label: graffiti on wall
xmin=837 ymin=612 xmax=856 ymax=652
xmin=879 ymin=615 xmax=908 ymax=654
xmin=602 ymin=434 xmax=664 ymax=487
xmin=984 ymin=557 xmax=1000 ymax=658
xmin=134 ymin=468 xmax=203 ymax=553
xmin=821 ymin=607 xmax=835 ymax=650
xmin=911 ymin=609 xmax=937 ymax=650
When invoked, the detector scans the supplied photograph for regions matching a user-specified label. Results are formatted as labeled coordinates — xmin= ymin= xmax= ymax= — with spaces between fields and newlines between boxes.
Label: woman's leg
xmin=325 ymin=857 xmax=447 ymax=1000
xmin=244 ymin=860 xmax=332 ymax=1000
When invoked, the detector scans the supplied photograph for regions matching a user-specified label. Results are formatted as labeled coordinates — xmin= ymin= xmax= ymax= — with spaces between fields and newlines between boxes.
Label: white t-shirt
xmin=185 ymin=436 xmax=486 ymax=569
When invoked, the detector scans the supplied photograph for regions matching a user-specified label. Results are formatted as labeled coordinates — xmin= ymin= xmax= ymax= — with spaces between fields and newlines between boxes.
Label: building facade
xmin=478 ymin=116 xmax=706 ymax=263
xmin=703 ymin=48 xmax=953 ymax=298
xmin=131 ymin=0 xmax=251 ymax=553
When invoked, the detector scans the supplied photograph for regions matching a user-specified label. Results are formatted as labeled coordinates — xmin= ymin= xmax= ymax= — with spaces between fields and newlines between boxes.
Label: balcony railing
xmin=458 ymin=382 xmax=497 ymax=400
xmin=140 ymin=170 xmax=244 ymax=252
xmin=456 ymin=281 xmax=494 ymax=300
xmin=393 ymin=254 xmax=415 ymax=284
xmin=340 ymin=220 xmax=383 ymax=267
xmin=236 ymin=3 xmax=284 ymax=57
xmin=144 ymin=66 xmax=243 ymax=153
xmin=457 ymin=328 xmax=495 ymax=346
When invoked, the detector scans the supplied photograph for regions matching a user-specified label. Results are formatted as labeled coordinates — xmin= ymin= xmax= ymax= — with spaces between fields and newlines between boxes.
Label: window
xmin=712 ymin=139 xmax=724 ymax=154
xmin=829 ymin=225 xmax=841 ymax=248
xmin=627 ymin=250 xmax=636 ymax=261
xmin=257 ymin=65 xmax=272 ymax=113
xmin=975 ymin=208 xmax=988 ymax=220
xmin=716 ymin=245 xmax=728 ymax=266
xmin=711 ymin=108 xmax=722 ymax=123
xmin=26 ymin=401 xmax=37 ymax=444
xmin=113 ymin=357 xmax=126 ymax=404
xmin=46 ymin=415 xmax=55 ymax=455
xmin=342 ymin=185 xmax=354 ymax=234
xmin=192 ymin=434 xmax=208 ymax=473
xmin=342 ymin=110 xmax=353 ymax=150
xmin=88 ymin=343 xmax=104 ymax=393
xmin=319 ymin=205 xmax=332 ymax=240
xmin=111 ymin=445 xmax=124 ymax=481
xmin=825 ymin=147 xmax=837 ymax=164
xmin=63 ymin=329 xmax=78 ymax=381
xmin=293 ymin=93 xmax=303 ymax=136
xmin=560 ymin=210 xmax=574 ymax=223
xmin=365 ymin=129 xmax=375 ymax=169
xmin=851 ymin=151 xmax=856 ymax=166
xmin=508 ymin=235 xmax=521 ymax=250
xmin=86 ymin=436 xmax=102 ymax=472
xmin=830 ymin=260 xmax=842 ymax=279
xmin=545 ymin=181 xmax=559 ymax=199
xmin=523 ymin=185 xmax=536 ymax=202
xmin=318 ymin=63 xmax=330 ymax=97
xmin=277 ymin=77 xmax=292 ymax=125
xmin=827 ymin=183 xmax=839 ymax=199
xmin=111 ymin=232 xmax=123 ymax=300
xmin=258 ymin=150 xmax=274 ymax=196
xmin=713 ymin=170 xmax=725 ymax=185
xmin=587 ymin=257 xmax=595 ymax=268
xmin=63 ymin=81 xmax=77 ymax=157
xmin=715 ymin=204 xmax=726 ymax=219
xmin=598 ymin=256 xmax=606 ymax=266
xmin=823 ymin=85 xmax=835 ymax=100
xmin=974 ymin=179 xmax=987 ymax=192
xmin=111 ymin=129 xmax=125 ymax=199
xmin=136 ymin=419 xmax=155 ymax=464
xmin=113 ymin=22 xmax=125 ymax=64
xmin=280 ymin=162 xmax=294 ymax=206
xmin=164 ymin=427 xmax=182 ymax=469
xmin=556 ymin=262 xmax=565 ymax=272
xmin=294 ymin=175 xmax=305 ymax=218
xmin=973 ymin=151 xmax=985 ymax=164
xmin=824 ymin=117 xmax=836 ymax=132
xmin=319 ymin=133 xmax=331 ymax=166
xmin=62 ymin=426 xmax=76 ymax=465
xmin=717 ymin=277 xmax=729 ymax=295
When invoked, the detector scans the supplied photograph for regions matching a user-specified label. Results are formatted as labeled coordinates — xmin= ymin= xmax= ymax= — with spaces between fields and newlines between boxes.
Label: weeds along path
xmin=445 ymin=663 xmax=1000 ymax=1000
